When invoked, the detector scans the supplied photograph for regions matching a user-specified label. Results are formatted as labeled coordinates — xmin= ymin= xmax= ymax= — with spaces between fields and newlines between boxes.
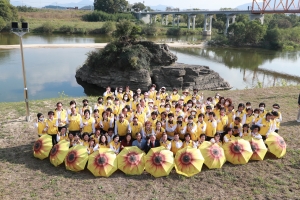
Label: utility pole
xmin=11 ymin=22 xmax=31 ymax=122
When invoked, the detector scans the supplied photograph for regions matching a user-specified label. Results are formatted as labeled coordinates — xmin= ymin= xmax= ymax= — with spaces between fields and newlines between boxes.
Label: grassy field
xmin=18 ymin=10 xmax=105 ymax=34
xmin=0 ymin=86 xmax=299 ymax=199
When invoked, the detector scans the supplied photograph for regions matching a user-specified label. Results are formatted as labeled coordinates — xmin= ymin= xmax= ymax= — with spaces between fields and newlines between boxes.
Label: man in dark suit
xmin=145 ymin=134 xmax=160 ymax=153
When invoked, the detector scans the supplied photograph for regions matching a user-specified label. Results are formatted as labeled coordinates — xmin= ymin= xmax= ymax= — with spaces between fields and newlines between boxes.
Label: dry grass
xmin=0 ymin=86 xmax=300 ymax=199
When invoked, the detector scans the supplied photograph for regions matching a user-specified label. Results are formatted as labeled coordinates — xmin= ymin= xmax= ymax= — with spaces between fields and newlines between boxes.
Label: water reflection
xmin=0 ymin=48 xmax=92 ymax=102
xmin=172 ymin=47 xmax=300 ymax=89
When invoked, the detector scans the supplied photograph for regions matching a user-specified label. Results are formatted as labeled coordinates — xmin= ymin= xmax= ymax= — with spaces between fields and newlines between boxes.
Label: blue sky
xmin=13 ymin=0 xmax=256 ymax=9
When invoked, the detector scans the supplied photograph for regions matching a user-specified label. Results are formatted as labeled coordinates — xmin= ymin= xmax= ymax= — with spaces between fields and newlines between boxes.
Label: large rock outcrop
xmin=76 ymin=63 xmax=231 ymax=91
xmin=152 ymin=63 xmax=231 ymax=91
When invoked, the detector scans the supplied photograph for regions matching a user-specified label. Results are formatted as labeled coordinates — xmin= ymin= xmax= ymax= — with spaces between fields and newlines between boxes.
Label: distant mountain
xmin=47 ymin=0 xmax=93 ymax=8
xmin=44 ymin=5 xmax=68 ymax=10
xmin=150 ymin=4 xmax=171 ymax=11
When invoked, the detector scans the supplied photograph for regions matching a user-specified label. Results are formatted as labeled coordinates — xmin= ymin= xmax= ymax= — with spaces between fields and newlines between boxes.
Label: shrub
xmin=82 ymin=11 xmax=134 ymax=22
xmin=101 ymin=21 xmax=116 ymax=34
xmin=41 ymin=22 xmax=56 ymax=33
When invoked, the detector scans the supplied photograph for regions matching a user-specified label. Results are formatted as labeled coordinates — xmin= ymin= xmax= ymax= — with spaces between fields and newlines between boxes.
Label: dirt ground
xmin=0 ymin=86 xmax=299 ymax=200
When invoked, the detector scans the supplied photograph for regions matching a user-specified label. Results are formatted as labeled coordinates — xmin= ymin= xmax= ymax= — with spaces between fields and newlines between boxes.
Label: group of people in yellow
xmin=35 ymin=84 xmax=282 ymax=155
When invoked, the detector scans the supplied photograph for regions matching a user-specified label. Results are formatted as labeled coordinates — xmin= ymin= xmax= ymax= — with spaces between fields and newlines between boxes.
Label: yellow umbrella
xmin=87 ymin=148 xmax=117 ymax=177
xmin=174 ymin=147 xmax=204 ymax=177
xmin=117 ymin=146 xmax=145 ymax=175
xmin=249 ymin=138 xmax=268 ymax=161
xmin=265 ymin=132 xmax=286 ymax=158
xmin=65 ymin=145 xmax=88 ymax=172
xmin=199 ymin=142 xmax=226 ymax=169
xmin=49 ymin=140 xmax=70 ymax=167
xmin=144 ymin=146 xmax=174 ymax=178
xmin=223 ymin=138 xmax=253 ymax=165
xmin=33 ymin=134 xmax=53 ymax=160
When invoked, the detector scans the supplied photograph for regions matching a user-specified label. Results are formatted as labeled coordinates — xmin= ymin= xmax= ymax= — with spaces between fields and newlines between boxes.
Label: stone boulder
xmin=152 ymin=63 xmax=231 ymax=91
xmin=76 ymin=63 xmax=231 ymax=92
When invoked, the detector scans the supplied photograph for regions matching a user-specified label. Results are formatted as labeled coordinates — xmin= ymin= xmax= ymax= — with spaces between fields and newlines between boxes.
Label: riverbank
xmin=0 ymin=42 xmax=206 ymax=49
xmin=0 ymin=86 xmax=299 ymax=199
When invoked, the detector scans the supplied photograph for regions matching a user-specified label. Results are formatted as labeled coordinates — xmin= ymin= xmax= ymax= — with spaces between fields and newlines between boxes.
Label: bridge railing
xmin=252 ymin=0 xmax=300 ymax=14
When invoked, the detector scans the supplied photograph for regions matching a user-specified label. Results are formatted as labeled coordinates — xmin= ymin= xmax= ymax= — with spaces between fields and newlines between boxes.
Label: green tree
xmin=114 ymin=19 xmax=141 ymax=40
xmin=132 ymin=2 xmax=146 ymax=12
xmin=244 ymin=20 xmax=267 ymax=44
xmin=0 ymin=0 xmax=18 ymax=21
xmin=0 ymin=16 xmax=6 ymax=31
xmin=94 ymin=0 xmax=128 ymax=14
xmin=227 ymin=22 xmax=246 ymax=46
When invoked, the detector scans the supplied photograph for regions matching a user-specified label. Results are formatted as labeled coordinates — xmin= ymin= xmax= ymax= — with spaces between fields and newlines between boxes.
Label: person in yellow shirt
xmin=229 ymin=117 xmax=243 ymax=134
xmin=103 ymin=86 xmax=113 ymax=103
xmin=182 ymin=133 xmax=195 ymax=148
xmin=170 ymin=132 xmax=183 ymax=155
xmin=224 ymin=98 xmax=233 ymax=112
xmin=186 ymin=116 xmax=198 ymax=141
xmin=110 ymin=135 xmax=121 ymax=154
xmin=80 ymin=99 xmax=92 ymax=117
xmin=114 ymin=87 xmax=124 ymax=100
xmin=54 ymin=102 xmax=67 ymax=132
xmin=226 ymin=104 xmax=235 ymax=126
xmin=148 ymin=111 xmax=158 ymax=128
xmin=175 ymin=116 xmax=186 ymax=140
xmin=160 ymin=133 xmax=171 ymax=150
xmin=241 ymin=124 xmax=251 ymax=138
xmin=210 ymin=133 xmax=222 ymax=147
xmin=152 ymin=121 xmax=165 ymax=140
xmin=94 ymin=97 xmax=105 ymax=115
xmin=93 ymin=109 xmax=101 ymax=130
xmin=271 ymin=104 xmax=282 ymax=133
xmin=100 ymin=111 xmax=114 ymax=133
xmin=223 ymin=128 xmax=235 ymax=143
xmin=158 ymin=86 xmax=168 ymax=100
xmin=67 ymin=107 xmax=82 ymax=135
xmin=46 ymin=111 xmax=58 ymax=145
xmin=192 ymin=88 xmax=203 ymax=101
xmin=114 ymin=114 xmax=130 ymax=141
xmin=174 ymin=104 xmax=184 ymax=120
xmin=196 ymin=113 xmax=207 ymax=140
xmin=165 ymin=113 xmax=177 ymax=140
xmin=170 ymin=88 xmax=180 ymax=102
xmin=87 ymin=138 xmax=99 ymax=155
xmin=129 ymin=116 xmax=143 ymax=139
xmin=148 ymin=84 xmax=157 ymax=100
xmin=72 ymin=132 xmax=83 ymax=147
xmin=122 ymin=94 xmax=131 ymax=108
xmin=124 ymin=85 xmax=134 ymax=100
xmin=112 ymin=98 xmax=123 ymax=116
xmin=34 ymin=113 xmax=47 ymax=137
xmin=131 ymin=104 xmax=147 ymax=125
xmin=182 ymin=89 xmax=192 ymax=104
xmin=241 ymin=108 xmax=255 ymax=127
xmin=99 ymin=134 xmax=109 ymax=148
xmin=196 ymin=134 xmax=206 ymax=148
xmin=82 ymin=132 xmax=90 ymax=148
xmin=81 ymin=110 xmax=95 ymax=135
xmin=216 ymin=108 xmax=228 ymax=141
xmin=56 ymin=126 xmax=68 ymax=143
xmin=258 ymin=102 xmax=267 ymax=119
xmin=235 ymin=103 xmax=246 ymax=119
xmin=257 ymin=112 xmax=275 ymax=140
xmin=205 ymin=112 xmax=217 ymax=141
xmin=91 ymin=129 xmax=101 ymax=144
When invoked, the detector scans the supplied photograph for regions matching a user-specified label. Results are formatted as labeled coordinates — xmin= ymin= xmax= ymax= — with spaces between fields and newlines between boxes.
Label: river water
xmin=0 ymin=33 xmax=300 ymax=102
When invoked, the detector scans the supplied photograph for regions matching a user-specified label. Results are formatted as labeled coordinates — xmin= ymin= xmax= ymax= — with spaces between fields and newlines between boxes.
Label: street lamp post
xmin=11 ymin=22 xmax=30 ymax=122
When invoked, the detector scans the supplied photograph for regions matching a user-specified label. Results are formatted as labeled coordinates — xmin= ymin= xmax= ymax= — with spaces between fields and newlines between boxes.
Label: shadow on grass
xmin=280 ymin=120 xmax=299 ymax=127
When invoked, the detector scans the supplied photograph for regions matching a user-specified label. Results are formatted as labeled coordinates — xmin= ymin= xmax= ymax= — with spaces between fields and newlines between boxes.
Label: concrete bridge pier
xmin=225 ymin=14 xmax=236 ymax=35
xmin=172 ymin=14 xmax=180 ymax=27
xmin=150 ymin=14 xmax=157 ymax=24
xmin=249 ymin=14 xmax=264 ymax=24
xmin=203 ymin=14 xmax=213 ymax=36
xmin=188 ymin=15 xmax=197 ymax=30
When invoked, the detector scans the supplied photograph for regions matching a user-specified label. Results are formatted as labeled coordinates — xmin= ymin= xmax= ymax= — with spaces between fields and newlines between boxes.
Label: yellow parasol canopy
xmin=144 ymin=146 xmax=174 ymax=178
xmin=265 ymin=132 xmax=286 ymax=158
xmin=175 ymin=147 xmax=204 ymax=177
xmin=87 ymin=148 xmax=117 ymax=177
xmin=223 ymin=138 xmax=253 ymax=165
xmin=249 ymin=138 xmax=268 ymax=161
xmin=33 ymin=134 xmax=53 ymax=160
xmin=49 ymin=140 xmax=70 ymax=167
xmin=199 ymin=142 xmax=226 ymax=169
xmin=117 ymin=146 xmax=145 ymax=175
xmin=65 ymin=145 xmax=88 ymax=172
